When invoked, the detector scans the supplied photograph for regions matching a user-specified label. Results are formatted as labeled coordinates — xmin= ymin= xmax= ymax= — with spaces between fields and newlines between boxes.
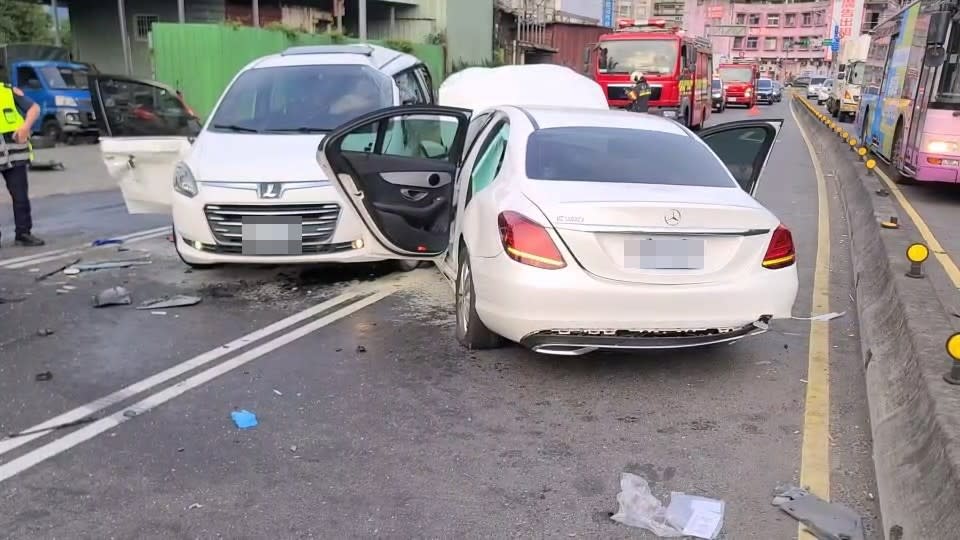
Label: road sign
xmin=706 ymin=25 xmax=748 ymax=37
xmin=602 ymin=0 xmax=614 ymax=28
xmin=822 ymin=39 xmax=833 ymax=46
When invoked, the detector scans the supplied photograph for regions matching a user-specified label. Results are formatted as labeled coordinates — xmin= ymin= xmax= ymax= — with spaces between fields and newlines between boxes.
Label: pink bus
xmin=856 ymin=0 xmax=960 ymax=183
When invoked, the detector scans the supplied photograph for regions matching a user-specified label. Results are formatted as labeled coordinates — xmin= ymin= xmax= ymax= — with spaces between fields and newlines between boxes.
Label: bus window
xmin=933 ymin=26 xmax=960 ymax=105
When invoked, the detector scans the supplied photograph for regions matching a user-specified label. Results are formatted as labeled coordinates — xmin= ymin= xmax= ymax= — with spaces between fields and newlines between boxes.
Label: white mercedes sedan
xmin=317 ymin=94 xmax=798 ymax=356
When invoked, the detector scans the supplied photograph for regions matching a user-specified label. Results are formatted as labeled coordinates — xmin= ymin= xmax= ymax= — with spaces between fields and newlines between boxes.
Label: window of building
xmin=797 ymin=37 xmax=810 ymax=49
xmin=765 ymin=37 xmax=778 ymax=50
xmin=766 ymin=14 xmax=779 ymax=27
xmin=782 ymin=37 xmax=794 ymax=50
xmin=735 ymin=13 xmax=746 ymax=25
xmin=746 ymin=37 xmax=759 ymax=49
xmin=784 ymin=13 xmax=797 ymax=27
xmin=801 ymin=12 xmax=813 ymax=26
xmin=748 ymin=14 xmax=760 ymax=26
xmin=733 ymin=36 xmax=745 ymax=49
xmin=134 ymin=14 xmax=159 ymax=41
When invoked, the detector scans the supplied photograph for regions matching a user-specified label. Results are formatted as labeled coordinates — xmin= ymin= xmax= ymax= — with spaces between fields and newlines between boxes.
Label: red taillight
xmin=498 ymin=211 xmax=566 ymax=270
xmin=762 ymin=225 xmax=796 ymax=269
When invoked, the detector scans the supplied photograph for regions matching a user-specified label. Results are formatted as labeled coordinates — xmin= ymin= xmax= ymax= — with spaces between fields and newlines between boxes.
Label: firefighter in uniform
xmin=627 ymin=71 xmax=651 ymax=113
xmin=0 ymin=81 xmax=44 ymax=247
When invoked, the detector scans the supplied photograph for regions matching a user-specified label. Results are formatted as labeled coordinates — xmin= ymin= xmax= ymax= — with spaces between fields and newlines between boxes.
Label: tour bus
xmin=856 ymin=0 xmax=960 ymax=183
xmin=588 ymin=18 xmax=713 ymax=129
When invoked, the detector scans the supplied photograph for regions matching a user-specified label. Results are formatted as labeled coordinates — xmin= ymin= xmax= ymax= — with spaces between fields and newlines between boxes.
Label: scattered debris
xmin=793 ymin=311 xmax=846 ymax=322
xmin=35 ymin=258 xmax=81 ymax=282
xmin=62 ymin=285 xmax=76 ymax=291
xmin=93 ymin=286 xmax=132 ymax=308
xmin=231 ymin=409 xmax=258 ymax=430
xmin=272 ymin=389 xmax=283 ymax=396
xmin=63 ymin=267 xmax=80 ymax=276
xmin=289 ymin=445 xmax=298 ymax=453
xmin=36 ymin=328 xmax=54 ymax=337
xmin=34 ymin=371 xmax=53 ymax=382
xmin=800 ymin=379 xmax=809 ymax=384
xmin=6 ymin=416 xmax=96 ymax=438
xmin=91 ymin=238 xmax=124 ymax=247
xmin=177 ymin=447 xmax=185 ymax=453
xmin=875 ymin=188 xmax=889 ymax=197
xmin=611 ymin=473 xmax=724 ymax=539
xmin=151 ymin=311 xmax=167 ymax=316
xmin=356 ymin=345 xmax=367 ymax=353
xmin=136 ymin=294 xmax=202 ymax=310
xmin=56 ymin=289 xmax=71 ymax=295
xmin=0 ymin=295 xmax=27 ymax=304
xmin=29 ymin=160 xmax=64 ymax=171
xmin=187 ymin=503 xmax=203 ymax=510
xmin=123 ymin=410 xmax=138 ymax=418
xmin=772 ymin=485 xmax=865 ymax=540
xmin=71 ymin=259 xmax=152 ymax=273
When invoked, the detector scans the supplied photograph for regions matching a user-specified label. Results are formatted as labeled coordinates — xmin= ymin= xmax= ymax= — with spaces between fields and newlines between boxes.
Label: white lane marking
xmin=0 ymin=226 xmax=170 ymax=269
xmin=0 ymin=289 xmax=364 ymax=457
xmin=0 ymin=286 xmax=393 ymax=484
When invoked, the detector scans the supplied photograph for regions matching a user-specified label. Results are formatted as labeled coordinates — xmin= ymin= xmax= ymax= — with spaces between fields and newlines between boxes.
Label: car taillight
xmin=498 ymin=211 xmax=566 ymax=270
xmin=762 ymin=225 xmax=796 ymax=269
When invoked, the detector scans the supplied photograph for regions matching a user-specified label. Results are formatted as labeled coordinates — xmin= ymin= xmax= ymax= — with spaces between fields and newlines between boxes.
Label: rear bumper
xmin=519 ymin=319 xmax=771 ymax=356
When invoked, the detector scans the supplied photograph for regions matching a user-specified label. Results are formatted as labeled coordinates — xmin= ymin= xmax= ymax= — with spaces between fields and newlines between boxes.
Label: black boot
xmin=15 ymin=233 xmax=45 ymax=247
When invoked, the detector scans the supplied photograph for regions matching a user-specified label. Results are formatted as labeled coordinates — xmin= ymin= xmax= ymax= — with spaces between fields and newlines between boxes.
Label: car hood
xmin=188 ymin=131 xmax=329 ymax=182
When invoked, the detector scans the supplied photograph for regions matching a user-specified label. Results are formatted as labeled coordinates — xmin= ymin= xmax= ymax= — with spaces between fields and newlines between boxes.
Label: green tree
xmin=0 ymin=0 xmax=53 ymax=44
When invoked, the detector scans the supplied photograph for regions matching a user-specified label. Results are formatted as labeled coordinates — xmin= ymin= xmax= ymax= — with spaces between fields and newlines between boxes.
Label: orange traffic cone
xmin=748 ymin=104 xmax=760 ymax=116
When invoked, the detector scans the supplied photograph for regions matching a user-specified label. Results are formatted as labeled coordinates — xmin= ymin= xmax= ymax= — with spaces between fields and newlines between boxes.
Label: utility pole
xmin=51 ymin=0 xmax=61 ymax=46
xmin=252 ymin=0 xmax=260 ymax=27
xmin=359 ymin=0 xmax=368 ymax=40
xmin=178 ymin=0 xmax=186 ymax=23
xmin=117 ymin=0 xmax=133 ymax=75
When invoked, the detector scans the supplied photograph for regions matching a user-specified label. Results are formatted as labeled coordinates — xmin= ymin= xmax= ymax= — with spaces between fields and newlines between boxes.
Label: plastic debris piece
xmin=63 ymin=267 xmax=80 ymax=275
xmin=123 ymin=410 xmax=137 ymax=418
xmin=356 ymin=345 xmax=367 ymax=353
xmin=151 ymin=311 xmax=167 ymax=316
xmin=187 ymin=503 xmax=203 ymax=510
xmin=74 ymin=259 xmax=152 ymax=272
xmin=92 ymin=238 xmax=124 ymax=247
xmin=273 ymin=389 xmax=283 ymax=396
xmin=36 ymin=258 xmax=81 ymax=281
xmin=610 ymin=473 xmax=684 ymax=537
xmin=29 ymin=160 xmax=64 ymax=171
xmin=93 ymin=286 xmax=132 ymax=308
xmin=231 ymin=409 xmax=258 ymax=429
xmin=772 ymin=485 xmax=865 ymax=540
xmin=34 ymin=371 xmax=53 ymax=382
xmin=37 ymin=328 xmax=55 ymax=337
xmin=666 ymin=493 xmax=725 ymax=539
xmin=136 ymin=294 xmax=202 ymax=310
xmin=793 ymin=311 xmax=846 ymax=322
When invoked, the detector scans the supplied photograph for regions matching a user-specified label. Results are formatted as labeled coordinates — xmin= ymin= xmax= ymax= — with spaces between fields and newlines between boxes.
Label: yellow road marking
xmin=872 ymin=168 xmax=960 ymax=288
xmin=790 ymin=100 xmax=832 ymax=532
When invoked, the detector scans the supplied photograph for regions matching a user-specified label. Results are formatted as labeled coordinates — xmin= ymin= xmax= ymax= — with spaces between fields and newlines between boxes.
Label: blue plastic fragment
xmin=92 ymin=238 xmax=124 ymax=246
xmin=231 ymin=409 xmax=258 ymax=429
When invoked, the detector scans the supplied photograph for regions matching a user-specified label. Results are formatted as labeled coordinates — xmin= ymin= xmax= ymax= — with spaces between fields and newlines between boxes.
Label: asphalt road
xmin=0 ymin=101 xmax=881 ymax=539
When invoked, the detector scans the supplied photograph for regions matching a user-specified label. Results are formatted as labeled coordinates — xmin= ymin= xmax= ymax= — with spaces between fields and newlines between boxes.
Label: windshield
xmin=810 ymin=77 xmax=826 ymax=85
xmin=209 ymin=64 xmax=394 ymax=133
xmin=712 ymin=79 xmax=722 ymax=90
xmin=39 ymin=66 xmax=89 ymax=90
xmin=598 ymin=39 xmax=679 ymax=75
xmin=719 ymin=67 xmax=753 ymax=83
xmin=847 ymin=62 xmax=866 ymax=85
xmin=933 ymin=25 xmax=960 ymax=106
xmin=525 ymin=127 xmax=737 ymax=187
xmin=758 ymin=79 xmax=773 ymax=89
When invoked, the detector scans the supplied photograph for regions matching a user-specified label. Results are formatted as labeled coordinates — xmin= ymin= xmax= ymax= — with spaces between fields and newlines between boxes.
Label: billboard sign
xmin=707 ymin=6 xmax=724 ymax=19
xmin=707 ymin=25 xmax=749 ymax=37
xmin=602 ymin=0 xmax=614 ymax=28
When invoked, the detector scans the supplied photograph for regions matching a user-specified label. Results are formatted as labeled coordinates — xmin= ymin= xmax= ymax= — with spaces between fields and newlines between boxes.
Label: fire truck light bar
xmin=616 ymin=18 xmax=668 ymax=30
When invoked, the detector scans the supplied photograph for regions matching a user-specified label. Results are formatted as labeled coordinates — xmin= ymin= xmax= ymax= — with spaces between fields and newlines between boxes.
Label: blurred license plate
xmin=241 ymin=215 xmax=302 ymax=256
xmin=624 ymin=238 xmax=704 ymax=270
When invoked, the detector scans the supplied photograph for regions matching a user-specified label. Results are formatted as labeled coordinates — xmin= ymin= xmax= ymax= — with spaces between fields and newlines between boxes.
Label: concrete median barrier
xmin=792 ymin=95 xmax=960 ymax=540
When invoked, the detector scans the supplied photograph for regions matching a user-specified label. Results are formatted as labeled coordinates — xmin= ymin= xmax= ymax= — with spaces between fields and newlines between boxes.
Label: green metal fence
xmin=151 ymin=23 xmax=445 ymax=120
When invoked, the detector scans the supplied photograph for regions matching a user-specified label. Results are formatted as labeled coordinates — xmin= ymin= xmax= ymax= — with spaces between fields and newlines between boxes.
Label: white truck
xmin=827 ymin=34 xmax=870 ymax=122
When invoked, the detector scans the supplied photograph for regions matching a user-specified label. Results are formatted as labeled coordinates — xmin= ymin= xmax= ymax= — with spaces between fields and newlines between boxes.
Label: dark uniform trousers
xmin=628 ymin=81 xmax=651 ymax=113
xmin=3 ymin=164 xmax=32 ymax=235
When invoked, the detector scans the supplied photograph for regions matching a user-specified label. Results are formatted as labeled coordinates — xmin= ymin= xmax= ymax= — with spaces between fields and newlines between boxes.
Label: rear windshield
xmin=209 ymin=64 xmax=394 ymax=133
xmin=758 ymin=79 xmax=772 ymax=89
xmin=810 ymin=77 xmax=826 ymax=85
xmin=712 ymin=79 xmax=722 ymax=89
xmin=525 ymin=127 xmax=737 ymax=187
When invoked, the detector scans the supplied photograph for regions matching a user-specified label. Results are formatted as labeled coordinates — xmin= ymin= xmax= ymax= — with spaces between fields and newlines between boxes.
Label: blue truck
xmin=1 ymin=44 xmax=98 ymax=141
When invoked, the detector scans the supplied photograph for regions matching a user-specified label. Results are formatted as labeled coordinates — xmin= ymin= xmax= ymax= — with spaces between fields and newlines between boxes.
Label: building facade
xmin=686 ymin=0 xmax=835 ymax=81
xmin=614 ymin=0 xmax=652 ymax=20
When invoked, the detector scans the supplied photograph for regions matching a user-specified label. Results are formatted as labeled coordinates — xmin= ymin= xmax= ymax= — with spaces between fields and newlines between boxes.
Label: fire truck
xmin=717 ymin=60 xmax=760 ymax=108
xmin=587 ymin=18 xmax=713 ymax=129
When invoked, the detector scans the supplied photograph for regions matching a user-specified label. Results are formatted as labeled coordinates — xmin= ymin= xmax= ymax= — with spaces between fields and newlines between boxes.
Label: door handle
xmin=400 ymin=188 xmax=428 ymax=202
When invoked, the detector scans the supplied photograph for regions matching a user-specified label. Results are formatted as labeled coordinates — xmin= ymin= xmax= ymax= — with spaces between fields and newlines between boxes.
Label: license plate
xmin=624 ymin=237 xmax=705 ymax=270
xmin=729 ymin=97 xmax=738 ymax=102
xmin=241 ymin=215 xmax=303 ymax=256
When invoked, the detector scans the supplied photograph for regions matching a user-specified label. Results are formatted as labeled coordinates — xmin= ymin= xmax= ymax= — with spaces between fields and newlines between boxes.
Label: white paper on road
xmin=682 ymin=509 xmax=723 ymax=538
xmin=439 ymin=64 xmax=609 ymax=115
xmin=792 ymin=311 xmax=846 ymax=321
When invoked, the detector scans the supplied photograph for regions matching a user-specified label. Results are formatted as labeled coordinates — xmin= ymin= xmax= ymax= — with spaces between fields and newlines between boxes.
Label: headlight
xmin=54 ymin=95 xmax=78 ymax=107
xmin=173 ymin=163 xmax=199 ymax=198
xmin=745 ymin=89 xmax=752 ymax=96
xmin=712 ymin=92 xmax=721 ymax=98
xmin=927 ymin=141 xmax=960 ymax=154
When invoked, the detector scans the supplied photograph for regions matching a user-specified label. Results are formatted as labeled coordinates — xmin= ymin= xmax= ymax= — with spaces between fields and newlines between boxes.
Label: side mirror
xmin=402 ymin=97 xmax=417 ymax=106
xmin=27 ymin=79 xmax=42 ymax=89
xmin=924 ymin=45 xmax=947 ymax=67
xmin=928 ymin=11 xmax=951 ymax=46
xmin=419 ymin=140 xmax=448 ymax=159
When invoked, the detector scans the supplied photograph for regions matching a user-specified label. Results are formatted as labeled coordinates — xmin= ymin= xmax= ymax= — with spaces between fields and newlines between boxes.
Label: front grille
xmin=78 ymin=98 xmax=93 ymax=110
xmin=607 ymin=85 xmax=662 ymax=101
xmin=206 ymin=240 xmax=353 ymax=255
xmin=204 ymin=203 xmax=341 ymax=247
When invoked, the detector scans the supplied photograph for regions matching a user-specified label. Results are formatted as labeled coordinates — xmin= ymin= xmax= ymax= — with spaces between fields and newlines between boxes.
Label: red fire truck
xmin=717 ymin=61 xmax=760 ymax=108
xmin=587 ymin=18 xmax=713 ymax=129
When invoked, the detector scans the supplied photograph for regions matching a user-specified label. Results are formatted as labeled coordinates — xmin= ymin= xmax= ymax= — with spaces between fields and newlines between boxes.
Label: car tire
xmin=41 ymin=118 xmax=62 ymax=142
xmin=395 ymin=259 xmax=422 ymax=272
xmin=455 ymin=246 xmax=502 ymax=350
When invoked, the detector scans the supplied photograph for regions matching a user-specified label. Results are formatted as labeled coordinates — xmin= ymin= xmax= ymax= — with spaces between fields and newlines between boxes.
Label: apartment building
xmin=615 ymin=0 xmax=652 ymax=20
xmin=686 ymin=0 xmax=834 ymax=82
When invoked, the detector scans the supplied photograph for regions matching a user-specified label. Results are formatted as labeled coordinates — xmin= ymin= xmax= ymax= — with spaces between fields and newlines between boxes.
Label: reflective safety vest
xmin=0 ymin=85 xmax=33 ymax=168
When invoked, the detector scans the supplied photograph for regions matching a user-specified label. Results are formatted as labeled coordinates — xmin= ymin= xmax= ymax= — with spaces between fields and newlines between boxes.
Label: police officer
xmin=627 ymin=70 xmax=651 ymax=113
xmin=0 ymin=81 xmax=44 ymax=247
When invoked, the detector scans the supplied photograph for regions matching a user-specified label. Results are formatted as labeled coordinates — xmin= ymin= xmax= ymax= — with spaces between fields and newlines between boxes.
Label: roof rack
xmin=281 ymin=44 xmax=374 ymax=57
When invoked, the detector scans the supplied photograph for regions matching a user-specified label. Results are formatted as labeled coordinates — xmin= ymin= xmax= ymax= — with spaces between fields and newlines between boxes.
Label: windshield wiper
xmin=212 ymin=124 xmax=259 ymax=133
xmin=267 ymin=127 xmax=329 ymax=133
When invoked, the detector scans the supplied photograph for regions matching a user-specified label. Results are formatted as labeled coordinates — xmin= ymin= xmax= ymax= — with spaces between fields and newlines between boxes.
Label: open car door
xmin=317 ymin=105 xmax=470 ymax=260
xmin=88 ymin=74 xmax=201 ymax=213
xmin=696 ymin=119 xmax=783 ymax=196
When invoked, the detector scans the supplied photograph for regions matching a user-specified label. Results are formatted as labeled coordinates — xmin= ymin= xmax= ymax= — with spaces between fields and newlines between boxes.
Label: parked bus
xmin=857 ymin=0 xmax=960 ymax=183
xmin=588 ymin=18 xmax=713 ymax=129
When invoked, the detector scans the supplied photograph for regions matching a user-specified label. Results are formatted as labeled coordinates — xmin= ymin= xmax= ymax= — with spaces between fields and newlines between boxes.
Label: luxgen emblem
xmin=258 ymin=183 xmax=282 ymax=199
xmin=664 ymin=209 xmax=682 ymax=226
